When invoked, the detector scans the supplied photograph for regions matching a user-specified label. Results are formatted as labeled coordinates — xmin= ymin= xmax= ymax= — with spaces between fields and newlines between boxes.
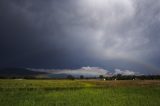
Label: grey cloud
xmin=55 ymin=66 xmax=108 ymax=76
xmin=5 ymin=0 xmax=158 ymax=59
xmin=0 ymin=0 xmax=160 ymax=74
xmin=30 ymin=67 xmax=141 ymax=77
xmin=114 ymin=69 xmax=139 ymax=76
xmin=30 ymin=66 xmax=109 ymax=77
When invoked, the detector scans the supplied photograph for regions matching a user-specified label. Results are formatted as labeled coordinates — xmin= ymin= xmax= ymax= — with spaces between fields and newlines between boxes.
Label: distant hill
xmin=0 ymin=68 xmax=47 ymax=77
xmin=48 ymin=74 xmax=69 ymax=78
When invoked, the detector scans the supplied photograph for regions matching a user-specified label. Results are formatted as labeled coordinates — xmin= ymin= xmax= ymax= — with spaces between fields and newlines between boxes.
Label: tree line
xmin=0 ymin=74 xmax=160 ymax=80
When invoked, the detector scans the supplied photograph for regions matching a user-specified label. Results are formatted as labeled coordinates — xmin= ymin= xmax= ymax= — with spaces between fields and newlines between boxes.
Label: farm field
xmin=0 ymin=80 xmax=160 ymax=106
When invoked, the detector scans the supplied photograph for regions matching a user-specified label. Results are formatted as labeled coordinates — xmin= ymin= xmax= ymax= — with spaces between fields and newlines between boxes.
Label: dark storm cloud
xmin=0 ymin=0 xmax=160 ymax=74
xmin=0 ymin=0 xmax=95 ymax=68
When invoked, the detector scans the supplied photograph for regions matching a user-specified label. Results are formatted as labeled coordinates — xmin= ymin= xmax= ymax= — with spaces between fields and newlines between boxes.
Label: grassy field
xmin=0 ymin=80 xmax=160 ymax=106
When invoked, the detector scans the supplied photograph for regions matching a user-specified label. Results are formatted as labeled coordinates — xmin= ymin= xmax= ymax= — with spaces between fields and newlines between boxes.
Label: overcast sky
xmin=0 ymin=0 xmax=160 ymax=74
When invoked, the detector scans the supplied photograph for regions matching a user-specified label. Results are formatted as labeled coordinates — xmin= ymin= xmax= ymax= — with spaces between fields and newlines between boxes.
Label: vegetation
xmin=107 ymin=74 xmax=160 ymax=80
xmin=0 ymin=80 xmax=160 ymax=106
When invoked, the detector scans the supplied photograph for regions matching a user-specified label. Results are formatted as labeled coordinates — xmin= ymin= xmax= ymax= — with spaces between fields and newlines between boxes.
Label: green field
xmin=0 ymin=80 xmax=160 ymax=106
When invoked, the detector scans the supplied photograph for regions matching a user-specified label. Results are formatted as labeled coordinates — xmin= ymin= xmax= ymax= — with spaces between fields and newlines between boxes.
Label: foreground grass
xmin=0 ymin=80 xmax=160 ymax=106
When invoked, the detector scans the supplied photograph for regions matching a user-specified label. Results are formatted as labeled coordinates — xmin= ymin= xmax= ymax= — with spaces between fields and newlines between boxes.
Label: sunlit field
xmin=0 ymin=80 xmax=160 ymax=106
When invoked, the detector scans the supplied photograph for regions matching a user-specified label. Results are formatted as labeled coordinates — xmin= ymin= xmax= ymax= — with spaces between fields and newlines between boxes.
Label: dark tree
xmin=99 ymin=75 xmax=104 ymax=79
xmin=80 ymin=75 xmax=84 ymax=79
xmin=67 ymin=75 xmax=75 ymax=80
xmin=116 ymin=74 xmax=122 ymax=80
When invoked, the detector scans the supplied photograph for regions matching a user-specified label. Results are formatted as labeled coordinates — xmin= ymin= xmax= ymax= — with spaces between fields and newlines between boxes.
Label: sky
xmin=0 ymin=0 xmax=160 ymax=75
